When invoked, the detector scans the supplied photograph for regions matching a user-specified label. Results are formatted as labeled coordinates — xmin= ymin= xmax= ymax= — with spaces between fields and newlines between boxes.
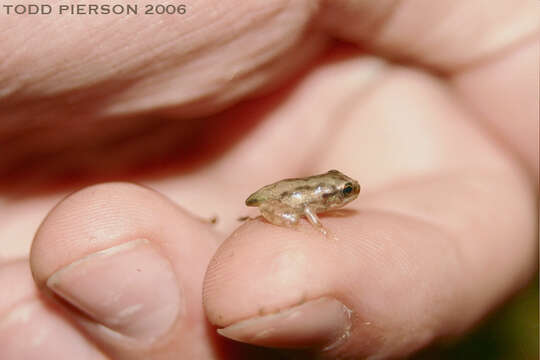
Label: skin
xmin=0 ymin=1 xmax=538 ymax=359
xmin=245 ymin=169 xmax=361 ymax=230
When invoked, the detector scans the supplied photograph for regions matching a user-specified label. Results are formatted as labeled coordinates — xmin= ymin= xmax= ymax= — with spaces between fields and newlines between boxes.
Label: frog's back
xmin=245 ymin=178 xmax=307 ymax=207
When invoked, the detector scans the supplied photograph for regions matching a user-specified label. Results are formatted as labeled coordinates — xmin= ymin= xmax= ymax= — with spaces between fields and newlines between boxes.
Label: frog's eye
xmin=342 ymin=183 xmax=354 ymax=196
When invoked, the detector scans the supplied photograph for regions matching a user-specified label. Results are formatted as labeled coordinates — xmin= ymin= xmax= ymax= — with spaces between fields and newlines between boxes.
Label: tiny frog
xmin=245 ymin=170 xmax=360 ymax=233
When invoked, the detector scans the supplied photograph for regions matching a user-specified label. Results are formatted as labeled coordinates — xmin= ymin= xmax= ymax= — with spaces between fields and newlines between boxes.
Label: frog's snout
xmin=354 ymin=181 xmax=361 ymax=195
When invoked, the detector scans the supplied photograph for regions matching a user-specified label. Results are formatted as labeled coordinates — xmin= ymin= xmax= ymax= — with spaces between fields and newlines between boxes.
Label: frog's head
xmin=323 ymin=170 xmax=361 ymax=208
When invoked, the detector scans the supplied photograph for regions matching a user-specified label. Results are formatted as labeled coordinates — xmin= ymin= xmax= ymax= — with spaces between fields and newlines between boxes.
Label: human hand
xmin=1 ymin=1 xmax=537 ymax=359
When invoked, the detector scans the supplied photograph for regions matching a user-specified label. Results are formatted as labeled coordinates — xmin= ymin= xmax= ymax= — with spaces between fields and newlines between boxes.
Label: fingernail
xmin=47 ymin=239 xmax=182 ymax=341
xmin=217 ymin=297 xmax=352 ymax=350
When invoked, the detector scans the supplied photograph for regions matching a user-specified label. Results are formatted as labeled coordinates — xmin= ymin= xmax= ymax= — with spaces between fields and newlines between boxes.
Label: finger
xmin=1 ymin=1 xmax=323 ymax=124
xmin=319 ymin=0 xmax=538 ymax=71
xmin=451 ymin=38 xmax=538 ymax=179
xmin=30 ymin=182 xmax=221 ymax=359
xmin=204 ymin=213 xmax=461 ymax=358
xmin=0 ymin=259 xmax=108 ymax=360
xmin=318 ymin=0 xmax=539 ymax=177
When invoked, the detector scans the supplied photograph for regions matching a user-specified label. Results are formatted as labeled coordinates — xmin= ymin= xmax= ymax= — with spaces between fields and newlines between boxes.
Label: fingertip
xmin=30 ymin=182 xmax=154 ymax=285
xmin=203 ymin=220 xmax=337 ymax=327
xmin=30 ymin=181 xmax=217 ymax=286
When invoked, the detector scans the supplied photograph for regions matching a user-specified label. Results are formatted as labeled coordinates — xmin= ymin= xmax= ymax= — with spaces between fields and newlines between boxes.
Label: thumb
xmin=30 ymin=183 xmax=219 ymax=359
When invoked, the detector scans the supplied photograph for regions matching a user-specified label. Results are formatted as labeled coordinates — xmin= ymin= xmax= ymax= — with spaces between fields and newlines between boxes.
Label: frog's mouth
xmin=341 ymin=192 xmax=359 ymax=206
xmin=328 ymin=191 xmax=359 ymax=210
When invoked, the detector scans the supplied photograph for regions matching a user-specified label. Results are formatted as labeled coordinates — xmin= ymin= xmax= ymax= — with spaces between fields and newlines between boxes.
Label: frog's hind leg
xmin=259 ymin=201 xmax=299 ymax=227
xmin=304 ymin=207 xmax=328 ymax=235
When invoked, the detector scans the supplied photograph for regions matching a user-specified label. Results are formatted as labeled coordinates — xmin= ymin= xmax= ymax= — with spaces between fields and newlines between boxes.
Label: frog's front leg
xmin=304 ymin=207 xmax=328 ymax=235
xmin=259 ymin=201 xmax=299 ymax=227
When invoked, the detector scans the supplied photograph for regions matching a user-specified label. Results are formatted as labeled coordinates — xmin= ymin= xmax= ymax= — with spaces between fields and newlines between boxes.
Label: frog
xmin=245 ymin=170 xmax=360 ymax=233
